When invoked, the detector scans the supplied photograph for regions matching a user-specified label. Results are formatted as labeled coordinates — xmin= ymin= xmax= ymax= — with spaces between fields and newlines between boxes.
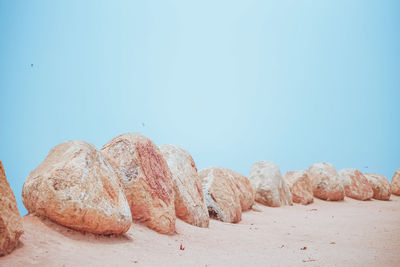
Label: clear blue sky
xmin=1 ymin=1 xmax=399 ymax=215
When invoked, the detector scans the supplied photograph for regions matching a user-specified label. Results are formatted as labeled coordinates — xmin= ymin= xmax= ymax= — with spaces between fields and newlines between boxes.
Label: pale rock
xmin=338 ymin=169 xmax=373 ymax=201
xmin=160 ymin=145 xmax=209 ymax=228
xmin=0 ymin=161 xmax=24 ymax=256
xmin=248 ymin=161 xmax=293 ymax=207
xmin=199 ymin=167 xmax=242 ymax=223
xmin=391 ymin=169 xmax=400 ymax=196
xmin=284 ymin=170 xmax=313 ymax=205
xmin=102 ymin=133 xmax=176 ymax=234
xmin=22 ymin=141 xmax=132 ymax=235
xmin=306 ymin=162 xmax=345 ymax=201
xmin=364 ymin=173 xmax=391 ymax=200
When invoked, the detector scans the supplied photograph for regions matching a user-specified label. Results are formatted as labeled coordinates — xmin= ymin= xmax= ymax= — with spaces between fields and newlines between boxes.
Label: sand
xmin=1 ymin=196 xmax=400 ymax=267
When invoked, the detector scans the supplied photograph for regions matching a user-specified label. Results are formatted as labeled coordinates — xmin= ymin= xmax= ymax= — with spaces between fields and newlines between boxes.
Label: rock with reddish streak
xmin=391 ymin=169 xmax=400 ymax=196
xmin=22 ymin=141 xmax=132 ymax=235
xmin=199 ymin=167 xmax=242 ymax=223
xmin=224 ymin=169 xmax=255 ymax=211
xmin=364 ymin=173 xmax=391 ymax=201
xmin=284 ymin=170 xmax=314 ymax=205
xmin=102 ymin=133 xmax=176 ymax=234
xmin=0 ymin=161 xmax=24 ymax=256
xmin=160 ymin=145 xmax=209 ymax=228
xmin=306 ymin=162 xmax=345 ymax=201
xmin=338 ymin=169 xmax=373 ymax=201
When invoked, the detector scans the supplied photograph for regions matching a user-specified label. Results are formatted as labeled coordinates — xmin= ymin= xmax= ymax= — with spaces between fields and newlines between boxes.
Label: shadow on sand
xmin=25 ymin=214 xmax=134 ymax=245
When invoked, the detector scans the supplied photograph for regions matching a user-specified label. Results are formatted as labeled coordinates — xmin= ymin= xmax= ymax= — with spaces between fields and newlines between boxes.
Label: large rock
xmin=22 ymin=141 xmax=132 ymax=235
xmin=0 ymin=161 xmax=23 ymax=256
xmin=248 ymin=161 xmax=293 ymax=207
xmin=160 ymin=145 xmax=209 ymax=228
xmin=338 ymin=169 xmax=373 ymax=201
xmin=391 ymin=169 xmax=400 ymax=196
xmin=225 ymin=169 xmax=255 ymax=211
xmin=306 ymin=162 xmax=345 ymax=201
xmin=364 ymin=173 xmax=391 ymax=200
xmin=102 ymin=133 xmax=176 ymax=234
xmin=284 ymin=170 xmax=313 ymax=205
xmin=199 ymin=167 xmax=242 ymax=223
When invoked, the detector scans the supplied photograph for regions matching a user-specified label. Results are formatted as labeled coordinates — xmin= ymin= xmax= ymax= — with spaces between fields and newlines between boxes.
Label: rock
xmin=102 ymin=133 xmax=175 ymax=234
xmin=284 ymin=170 xmax=313 ymax=205
xmin=248 ymin=161 xmax=293 ymax=207
xmin=338 ymin=169 xmax=373 ymax=201
xmin=306 ymin=162 xmax=345 ymax=201
xmin=22 ymin=141 xmax=131 ymax=235
xmin=160 ymin=145 xmax=209 ymax=228
xmin=391 ymin=169 xmax=400 ymax=196
xmin=224 ymin=169 xmax=255 ymax=211
xmin=199 ymin=167 xmax=242 ymax=223
xmin=364 ymin=173 xmax=391 ymax=200
xmin=0 ymin=161 xmax=23 ymax=256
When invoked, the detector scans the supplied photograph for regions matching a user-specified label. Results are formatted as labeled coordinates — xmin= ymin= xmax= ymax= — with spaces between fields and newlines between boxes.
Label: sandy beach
xmin=1 ymin=196 xmax=399 ymax=267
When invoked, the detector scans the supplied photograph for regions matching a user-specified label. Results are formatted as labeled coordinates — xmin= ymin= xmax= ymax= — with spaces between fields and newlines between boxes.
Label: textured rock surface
xmin=22 ymin=141 xmax=131 ymax=235
xmin=284 ymin=170 xmax=313 ymax=205
xmin=364 ymin=173 xmax=391 ymax=200
xmin=199 ymin=167 xmax=242 ymax=223
xmin=391 ymin=169 xmax=400 ymax=196
xmin=102 ymin=133 xmax=175 ymax=234
xmin=248 ymin=161 xmax=293 ymax=207
xmin=160 ymin=145 xmax=209 ymax=228
xmin=0 ymin=161 xmax=24 ymax=256
xmin=306 ymin=162 xmax=345 ymax=201
xmin=338 ymin=169 xmax=373 ymax=201
xmin=225 ymin=169 xmax=255 ymax=211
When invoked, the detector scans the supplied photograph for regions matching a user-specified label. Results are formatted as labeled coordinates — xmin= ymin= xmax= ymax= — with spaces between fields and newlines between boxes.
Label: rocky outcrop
xmin=199 ymin=167 xmax=242 ymax=223
xmin=22 ymin=141 xmax=131 ymax=235
xmin=284 ymin=170 xmax=313 ymax=205
xmin=160 ymin=145 xmax=209 ymax=228
xmin=338 ymin=169 xmax=373 ymax=201
xmin=102 ymin=133 xmax=175 ymax=234
xmin=364 ymin=173 xmax=391 ymax=200
xmin=391 ymin=169 xmax=400 ymax=196
xmin=0 ymin=161 xmax=23 ymax=256
xmin=225 ymin=169 xmax=255 ymax=211
xmin=306 ymin=162 xmax=345 ymax=201
xmin=248 ymin=161 xmax=292 ymax=207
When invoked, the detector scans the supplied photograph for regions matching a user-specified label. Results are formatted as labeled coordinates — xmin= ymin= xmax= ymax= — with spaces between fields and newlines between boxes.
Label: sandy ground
xmin=1 ymin=196 xmax=400 ymax=267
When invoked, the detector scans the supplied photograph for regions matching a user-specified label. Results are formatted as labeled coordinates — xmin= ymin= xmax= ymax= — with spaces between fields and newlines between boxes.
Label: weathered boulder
xmin=364 ymin=173 xmax=391 ymax=200
xmin=284 ymin=170 xmax=313 ymax=205
xmin=338 ymin=169 xmax=373 ymax=201
xmin=0 ymin=161 xmax=23 ymax=256
xmin=306 ymin=162 xmax=345 ymax=201
xmin=199 ymin=167 xmax=242 ymax=223
xmin=160 ymin=145 xmax=209 ymax=228
xmin=391 ymin=169 xmax=400 ymax=196
xmin=225 ymin=169 xmax=255 ymax=211
xmin=248 ymin=161 xmax=293 ymax=207
xmin=102 ymin=133 xmax=175 ymax=234
xmin=22 ymin=141 xmax=132 ymax=235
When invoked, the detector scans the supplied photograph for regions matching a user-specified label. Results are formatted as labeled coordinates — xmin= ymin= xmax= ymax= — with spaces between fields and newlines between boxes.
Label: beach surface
xmin=1 ymin=196 xmax=400 ymax=267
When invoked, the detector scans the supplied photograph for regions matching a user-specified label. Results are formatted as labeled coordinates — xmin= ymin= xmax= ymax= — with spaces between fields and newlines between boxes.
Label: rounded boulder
xmin=22 ymin=141 xmax=132 ymax=235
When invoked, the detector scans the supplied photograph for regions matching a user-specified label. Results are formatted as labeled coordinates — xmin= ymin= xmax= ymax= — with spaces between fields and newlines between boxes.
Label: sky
xmin=0 ymin=0 xmax=399 ymax=215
